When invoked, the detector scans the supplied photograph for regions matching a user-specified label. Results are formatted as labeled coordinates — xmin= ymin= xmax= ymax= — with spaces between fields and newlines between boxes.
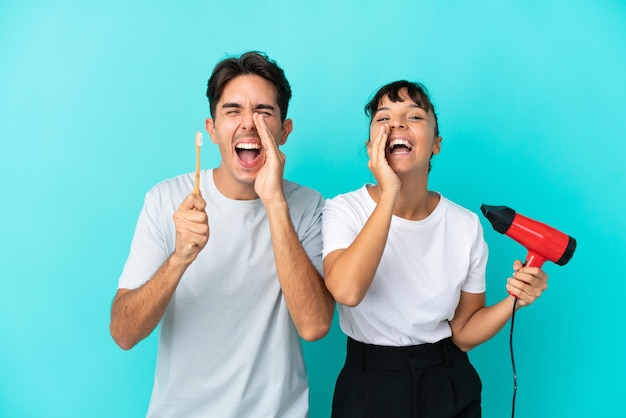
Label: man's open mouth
xmin=236 ymin=142 xmax=262 ymax=164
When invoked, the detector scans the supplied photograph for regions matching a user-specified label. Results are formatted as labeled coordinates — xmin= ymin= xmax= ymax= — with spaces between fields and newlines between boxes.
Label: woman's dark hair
xmin=365 ymin=80 xmax=439 ymax=137
xmin=206 ymin=51 xmax=292 ymax=121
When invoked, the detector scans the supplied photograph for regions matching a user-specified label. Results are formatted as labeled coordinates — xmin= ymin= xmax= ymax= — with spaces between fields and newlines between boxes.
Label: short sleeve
xmin=321 ymin=195 xmax=362 ymax=260
xmin=117 ymin=189 xmax=169 ymax=290
xmin=461 ymin=217 xmax=488 ymax=293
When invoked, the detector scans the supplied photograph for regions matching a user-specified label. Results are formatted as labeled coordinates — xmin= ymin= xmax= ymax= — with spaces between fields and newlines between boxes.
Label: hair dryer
xmin=480 ymin=204 xmax=576 ymax=268
xmin=481 ymin=204 xmax=576 ymax=416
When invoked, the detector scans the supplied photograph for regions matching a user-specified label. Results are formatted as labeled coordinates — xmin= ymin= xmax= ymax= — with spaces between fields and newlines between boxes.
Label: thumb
xmin=512 ymin=259 xmax=524 ymax=272
xmin=179 ymin=192 xmax=205 ymax=211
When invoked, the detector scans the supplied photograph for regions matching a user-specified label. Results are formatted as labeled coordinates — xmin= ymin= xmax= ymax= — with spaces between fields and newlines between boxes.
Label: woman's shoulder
xmin=327 ymin=184 xmax=372 ymax=206
xmin=438 ymin=195 xmax=481 ymax=224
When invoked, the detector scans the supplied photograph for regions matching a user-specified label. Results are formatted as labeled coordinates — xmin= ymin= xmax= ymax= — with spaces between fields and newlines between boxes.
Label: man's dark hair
xmin=365 ymin=80 xmax=439 ymax=137
xmin=206 ymin=51 xmax=292 ymax=121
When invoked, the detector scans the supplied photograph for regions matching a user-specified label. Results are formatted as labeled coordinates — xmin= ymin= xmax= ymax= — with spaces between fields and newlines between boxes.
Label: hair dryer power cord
xmin=510 ymin=297 xmax=518 ymax=418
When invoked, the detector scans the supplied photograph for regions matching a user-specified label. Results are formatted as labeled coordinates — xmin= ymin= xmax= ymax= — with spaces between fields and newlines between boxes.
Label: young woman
xmin=322 ymin=80 xmax=548 ymax=418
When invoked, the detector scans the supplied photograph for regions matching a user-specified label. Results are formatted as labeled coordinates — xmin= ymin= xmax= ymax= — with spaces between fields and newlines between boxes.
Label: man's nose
xmin=241 ymin=111 xmax=256 ymax=130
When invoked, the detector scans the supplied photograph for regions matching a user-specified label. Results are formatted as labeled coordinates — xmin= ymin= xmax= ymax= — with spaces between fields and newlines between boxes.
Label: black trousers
xmin=331 ymin=337 xmax=482 ymax=418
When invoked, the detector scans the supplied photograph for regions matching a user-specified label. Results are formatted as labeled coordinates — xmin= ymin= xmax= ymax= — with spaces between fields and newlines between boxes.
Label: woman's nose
xmin=390 ymin=119 xmax=405 ymax=129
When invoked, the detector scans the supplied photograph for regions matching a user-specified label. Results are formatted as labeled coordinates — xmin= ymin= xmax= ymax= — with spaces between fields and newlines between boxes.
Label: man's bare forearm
xmin=265 ymin=200 xmax=334 ymax=341
xmin=110 ymin=254 xmax=190 ymax=350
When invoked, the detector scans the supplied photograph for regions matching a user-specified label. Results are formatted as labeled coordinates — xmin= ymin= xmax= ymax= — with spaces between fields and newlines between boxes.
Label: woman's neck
xmin=368 ymin=180 xmax=439 ymax=221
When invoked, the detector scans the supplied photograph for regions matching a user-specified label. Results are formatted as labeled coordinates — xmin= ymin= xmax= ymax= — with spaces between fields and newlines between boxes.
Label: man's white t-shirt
xmin=119 ymin=169 xmax=324 ymax=418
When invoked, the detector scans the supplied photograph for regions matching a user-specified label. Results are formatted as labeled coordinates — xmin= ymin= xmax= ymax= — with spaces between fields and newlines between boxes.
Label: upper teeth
xmin=389 ymin=139 xmax=411 ymax=149
xmin=236 ymin=143 xmax=261 ymax=150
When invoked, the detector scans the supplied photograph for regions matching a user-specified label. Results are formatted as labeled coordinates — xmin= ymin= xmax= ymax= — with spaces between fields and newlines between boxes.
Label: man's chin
xmin=234 ymin=167 xmax=260 ymax=184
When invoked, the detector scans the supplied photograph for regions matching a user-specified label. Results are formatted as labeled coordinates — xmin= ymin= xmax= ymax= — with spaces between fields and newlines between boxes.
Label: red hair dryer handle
xmin=524 ymin=252 xmax=547 ymax=269
xmin=508 ymin=252 xmax=546 ymax=298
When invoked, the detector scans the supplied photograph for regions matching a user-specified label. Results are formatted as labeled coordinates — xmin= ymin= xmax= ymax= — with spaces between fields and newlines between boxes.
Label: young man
xmin=110 ymin=51 xmax=334 ymax=417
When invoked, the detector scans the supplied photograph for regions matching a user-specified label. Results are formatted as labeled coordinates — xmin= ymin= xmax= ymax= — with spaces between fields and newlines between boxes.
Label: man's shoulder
xmin=141 ymin=172 xmax=195 ymax=208
xmin=145 ymin=172 xmax=193 ymax=195
xmin=150 ymin=172 xmax=194 ymax=191
xmin=283 ymin=179 xmax=324 ymax=203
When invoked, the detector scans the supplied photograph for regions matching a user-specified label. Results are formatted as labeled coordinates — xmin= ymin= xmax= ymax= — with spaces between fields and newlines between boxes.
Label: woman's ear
xmin=432 ymin=136 xmax=443 ymax=154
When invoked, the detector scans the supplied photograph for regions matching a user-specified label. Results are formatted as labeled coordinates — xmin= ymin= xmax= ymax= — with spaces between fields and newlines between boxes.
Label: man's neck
xmin=212 ymin=167 xmax=260 ymax=201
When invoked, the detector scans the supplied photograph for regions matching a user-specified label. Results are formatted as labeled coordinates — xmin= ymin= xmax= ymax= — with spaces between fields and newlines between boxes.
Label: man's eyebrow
xmin=220 ymin=103 xmax=276 ymax=112
xmin=254 ymin=104 xmax=275 ymax=112
xmin=221 ymin=102 xmax=242 ymax=110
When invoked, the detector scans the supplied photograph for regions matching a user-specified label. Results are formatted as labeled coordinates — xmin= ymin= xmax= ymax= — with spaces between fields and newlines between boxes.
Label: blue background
xmin=1 ymin=1 xmax=624 ymax=417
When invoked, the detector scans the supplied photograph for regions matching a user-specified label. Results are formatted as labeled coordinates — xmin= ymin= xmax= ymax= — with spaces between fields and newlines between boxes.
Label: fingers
xmin=252 ymin=112 xmax=286 ymax=172
xmin=179 ymin=191 xmax=207 ymax=212
xmin=252 ymin=112 xmax=286 ymax=203
xmin=173 ymin=193 xmax=210 ymax=263
xmin=253 ymin=112 xmax=282 ymax=160
xmin=367 ymin=125 xmax=386 ymax=171
xmin=512 ymin=259 xmax=524 ymax=272
xmin=506 ymin=265 xmax=549 ymax=307
xmin=176 ymin=193 xmax=208 ymax=227
xmin=366 ymin=124 xmax=400 ymax=198
xmin=368 ymin=124 xmax=389 ymax=164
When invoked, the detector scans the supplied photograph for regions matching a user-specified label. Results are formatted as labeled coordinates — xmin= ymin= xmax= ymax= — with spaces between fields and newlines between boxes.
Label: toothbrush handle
xmin=193 ymin=132 xmax=202 ymax=195
xmin=193 ymin=145 xmax=201 ymax=195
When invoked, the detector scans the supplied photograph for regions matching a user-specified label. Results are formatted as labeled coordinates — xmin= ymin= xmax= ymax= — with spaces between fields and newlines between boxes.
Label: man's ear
xmin=206 ymin=118 xmax=217 ymax=144
xmin=278 ymin=118 xmax=293 ymax=146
